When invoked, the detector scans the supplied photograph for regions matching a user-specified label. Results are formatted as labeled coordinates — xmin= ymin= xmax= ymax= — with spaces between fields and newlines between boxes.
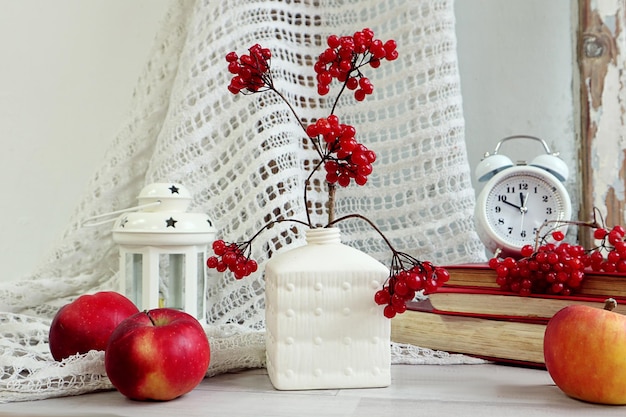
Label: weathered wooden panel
xmin=578 ymin=0 xmax=626 ymax=246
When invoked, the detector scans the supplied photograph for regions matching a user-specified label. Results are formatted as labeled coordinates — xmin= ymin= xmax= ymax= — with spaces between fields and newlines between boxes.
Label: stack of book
xmin=391 ymin=263 xmax=626 ymax=367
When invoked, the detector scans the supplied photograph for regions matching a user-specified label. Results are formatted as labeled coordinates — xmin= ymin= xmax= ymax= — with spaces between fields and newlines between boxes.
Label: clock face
xmin=476 ymin=167 xmax=572 ymax=255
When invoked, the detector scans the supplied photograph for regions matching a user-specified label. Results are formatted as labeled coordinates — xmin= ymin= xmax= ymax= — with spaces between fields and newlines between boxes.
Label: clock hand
xmin=520 ymin=192 xmax=529 ymax=230
xmin=502 ymin=199 xmax=522 ymax=211
xmin=520 ymin=192 xmax=529 ymax=213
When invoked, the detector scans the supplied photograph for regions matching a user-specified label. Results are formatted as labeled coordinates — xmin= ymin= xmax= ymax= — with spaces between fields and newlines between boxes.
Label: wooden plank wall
xmin=578 ymin=0 xmax=626 ymax=246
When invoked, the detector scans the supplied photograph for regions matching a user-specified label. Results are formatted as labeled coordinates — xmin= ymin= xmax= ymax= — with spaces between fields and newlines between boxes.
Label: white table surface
xmin=0 ymin=364 xmax=623 ymax=416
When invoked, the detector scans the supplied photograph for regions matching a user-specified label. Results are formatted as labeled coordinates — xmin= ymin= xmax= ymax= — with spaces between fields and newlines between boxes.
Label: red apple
xmin=49 ymin=291 xmax=140 ymax=361
xmin=104 ymin=308 xmax=210 ymax=401
xmin=544 ymin=300 xmax=626 ymax=404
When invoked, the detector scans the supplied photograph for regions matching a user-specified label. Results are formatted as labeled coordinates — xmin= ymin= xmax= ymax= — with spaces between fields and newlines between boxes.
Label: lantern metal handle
xmin=82 ymin=201 xmax=162 ymax=227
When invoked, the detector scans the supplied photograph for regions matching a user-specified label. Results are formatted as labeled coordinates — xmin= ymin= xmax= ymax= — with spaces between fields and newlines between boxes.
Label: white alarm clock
xmin=474 ymin=135 xmax=572 ymax=258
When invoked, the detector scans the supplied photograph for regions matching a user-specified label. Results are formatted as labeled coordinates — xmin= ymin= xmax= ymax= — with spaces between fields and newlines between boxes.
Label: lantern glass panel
xmin=159 ymin=253 xmax=185 ymax=310
xmin=197 ymin=252 xmax=206 ymax=319
xmin=125 ymin=253 xmax=143 ymax=306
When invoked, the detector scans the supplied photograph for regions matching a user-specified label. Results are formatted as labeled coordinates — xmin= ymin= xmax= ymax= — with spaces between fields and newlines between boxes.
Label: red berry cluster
xmin=489 ymin=222 xmax=626 ymax=296
xmin=206 ymin=240 xmax=258 ymax=280
xmin=374 ymin=259 xmax=450 ymax=318
xmin=226 ymin=44 xmax=272 ymax=94
xmin=314 ymin=28 xmax=398 ymax=100
xmin=306 ymin=115 xmax=376 ymax=186
xmin=490 ymin=238 xmax=587 ymax=297
xmin=589 ymin=225 xmax=626 ymax=272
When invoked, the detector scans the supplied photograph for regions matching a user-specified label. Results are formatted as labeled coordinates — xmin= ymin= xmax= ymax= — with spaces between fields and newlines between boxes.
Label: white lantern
xmin=110 ymin=183 xmax=216 ymax=322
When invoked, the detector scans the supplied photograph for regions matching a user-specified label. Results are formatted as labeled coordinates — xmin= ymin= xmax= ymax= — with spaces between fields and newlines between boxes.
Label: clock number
xmin=521 ymin=230 xmax=527 ymax=238
xmin=498 ymin=218 xmax=505 ymax=225
xmin=542 ymin=195 xmax=548 ymax=203
xmin=494 ymin=206 xmax=501 ymax=213
xmin=506 ymin=186 xmax=514 ymax=193
xmin=519 ymin=183 xmax=528 ymax=191
xmin=546 ymin=207 xmax=553 ymax=215
xmin=498 ymin=195 xmax=507 ymax=202
xmin=507 ymin=227 xmax=513 ymax=234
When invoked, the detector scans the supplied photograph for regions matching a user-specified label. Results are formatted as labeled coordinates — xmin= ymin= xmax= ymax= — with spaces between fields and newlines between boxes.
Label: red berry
xmin=383 ymin=39 xmax=397 ymax=53
xmin=385 ymin=50 xmax=399 ymax=61
xmin=355 ymin=174 xmax=368 ymax=185
xmin=594 ymin=228 xmax=608 ymax=240
xmin=327 ymin=34 xmax=340 ymax=48
xmin=612 ymin=225 xmax=626 ymax=237
xmin=374 ymin=289 xmax=391 ymax=305
xmin=212 ymin=240 xmax=227 ymax=255
xmin=318 ymin=84 xmax=330 ymax=96
xmin=354 ymin=89 xmax=366 ymax=101
xmin=608 ymin=250 xmax=621 ymax=263
xmin=383 ymin=305 xmax=396 ymax=319
xmin=246 ymin=259 xmax=258 ymax=273
xmin=339 ymin=175 xmax=351 ymax=187
xmin=405 ymin=273 xmax=423 ymax=291
xmin=225 ymin=51 xmax=238 ymax=62
xmin=520 ymin=244 xmax=534 ymax=257
xmin=206 ymin=256 xmax=219 ymax=268
xmin=393 ymin=280 xmax=409 ymax=297
xmin=551 ymin=230 xmax=565 ymax=241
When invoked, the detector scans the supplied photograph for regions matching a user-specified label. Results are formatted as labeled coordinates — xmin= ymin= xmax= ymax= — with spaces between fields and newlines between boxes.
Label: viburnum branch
xmin=328 ymin=212 xmax=450 ymax=317
xmin=270 ymin=88 xmax=326 ymax=160
xmin=206 ymin=217 xmax=309 ymax=280
xmin=328 ymin=212 xmax=394 ymax=249
xmin=327 ymin=182 xmax=336 ymax=224
xmin=303 ymin=158 xmax=326 ymax=227
xmin=217 ymin=29 xmax=446 ymax=318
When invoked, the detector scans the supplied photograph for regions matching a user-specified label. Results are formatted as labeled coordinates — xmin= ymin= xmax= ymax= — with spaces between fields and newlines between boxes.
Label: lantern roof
xmin=111 ymin=183 xmax=216 ymax=246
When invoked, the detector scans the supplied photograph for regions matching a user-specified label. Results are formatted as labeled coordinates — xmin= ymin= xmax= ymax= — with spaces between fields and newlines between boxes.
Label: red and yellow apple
xmin=104 ymin=308 xmax=210 ymax=401
xmin=49 ymin=291 xmax=140 ymax=361
xmin=544 ymin=300 xmax=626 ymax=405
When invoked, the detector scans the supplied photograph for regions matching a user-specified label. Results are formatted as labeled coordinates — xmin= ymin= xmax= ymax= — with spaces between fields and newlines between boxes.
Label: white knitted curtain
xmin=0 ymin=0 xmax=486 ymax=402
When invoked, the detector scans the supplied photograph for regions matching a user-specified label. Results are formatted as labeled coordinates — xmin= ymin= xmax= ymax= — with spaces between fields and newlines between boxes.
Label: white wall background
xmin=0 ymin=0 xmax=171 ymax=282
xmin=0 ymin=0 xmax=577 ymax=282
xmin=455 ymin=0 xmax=577 ymax=196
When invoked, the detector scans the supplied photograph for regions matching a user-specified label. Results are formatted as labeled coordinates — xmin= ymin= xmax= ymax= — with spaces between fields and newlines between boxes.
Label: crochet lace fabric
xmin=0 ymin=0 xmax=486 ymax=403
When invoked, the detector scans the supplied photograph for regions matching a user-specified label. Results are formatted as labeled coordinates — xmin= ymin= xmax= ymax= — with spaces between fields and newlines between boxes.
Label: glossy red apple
xmin=104 ymin=308 xmax=210 ymax=401
xmin=49 ymin=291 xmax=140 ymax=361
xmin=544 ymin=300 xmax=626 ymax=404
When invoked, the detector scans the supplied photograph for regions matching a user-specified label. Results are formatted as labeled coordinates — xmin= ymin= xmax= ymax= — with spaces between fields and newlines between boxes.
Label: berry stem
xmin=263 ymin=85 xmax=336 ymax=227
xmin=269 ymin=88 xmax=325 ymax=160
xmin=534 ymin=218 xmax=602 ymax=250
xmin=327 ymin=183 xmax=336 ymax=224
xmin=328 ymin=212 xmax=395 ymax=253
xmin=248 ymin=217 xmax=311 ymax=243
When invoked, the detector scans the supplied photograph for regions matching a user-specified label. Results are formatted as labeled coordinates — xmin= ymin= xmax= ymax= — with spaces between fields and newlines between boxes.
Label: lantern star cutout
xmin=169 ymin=185 xmax=180 ymax=194
xmin=166 ymin=217 xmax=178 ymax=228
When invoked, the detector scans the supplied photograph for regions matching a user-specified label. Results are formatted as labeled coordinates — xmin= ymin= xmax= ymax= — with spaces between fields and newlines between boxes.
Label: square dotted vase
xmin=264 ymin=227 xmax=391 ymax=390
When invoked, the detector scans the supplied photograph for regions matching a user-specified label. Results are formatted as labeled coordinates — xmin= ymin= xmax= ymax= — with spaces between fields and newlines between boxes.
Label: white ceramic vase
xmin=264 ymin=227 xmax=391 ymax=390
